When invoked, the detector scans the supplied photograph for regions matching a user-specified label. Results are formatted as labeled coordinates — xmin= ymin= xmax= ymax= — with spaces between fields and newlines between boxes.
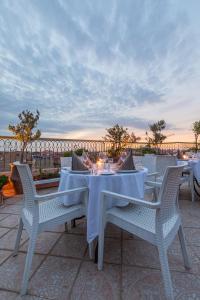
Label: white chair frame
xmin=60 ymin=156 xmax=72 ymax=169
xmin=145 ymin=155 xmax=194 ymax=202
xmin=98 ymin=166 xmax=191 ymax=300
xmin=13 ymin=162 xmax=88 ymax=295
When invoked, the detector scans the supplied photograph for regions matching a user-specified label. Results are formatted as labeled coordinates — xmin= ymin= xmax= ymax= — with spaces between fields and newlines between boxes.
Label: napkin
xmin=72 ymin=152 xmax=89 ymax=171
xmin=118 ymin=150 xmax=135 ymax=170
xmin=81 ymin=151 xmax=93 ymax=168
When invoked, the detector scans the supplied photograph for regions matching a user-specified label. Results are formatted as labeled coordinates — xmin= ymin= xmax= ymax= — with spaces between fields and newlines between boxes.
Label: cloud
xmin=0 ymin=0 xmax=199 ymax=139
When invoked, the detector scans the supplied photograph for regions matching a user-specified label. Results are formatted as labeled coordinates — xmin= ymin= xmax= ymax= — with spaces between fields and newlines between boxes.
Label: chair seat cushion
xmin=23 ymin=197 xmax=85 ymax=225
xmin=107 ymin=204 xmax=179 ymax=242
xmin=107 ymin=204 xmax=156 ymax=234
xmin=39 ymin=198 xmax=85 ymax=223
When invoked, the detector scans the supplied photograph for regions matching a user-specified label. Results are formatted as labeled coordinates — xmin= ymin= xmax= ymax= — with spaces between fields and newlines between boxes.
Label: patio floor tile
xmin=0 ymin=187 xmax=200 ymax=299
xmin=103 ymin=238 xmax=121 ymax=264
xmin=70 ymin=261 xmax=121 ymax=300
xmin=122 ymin=239 xmax=200 ymax=273
xmin=184 ymin=228 xmax=200 ymax=246
xmin=0 ymin=227 xmax=10 ymax=238
xmin=0 ymin=213 xmax=10 ymax=221
xmin=29 ymin=256 xmax=80 ymax=299
xmin=122 ymin=265 xmax=165 ymax=300
xmin=0 ymin=253 xmax=44 ymax=291
xmin=45 ymin=223 xmax=65 ymax=233
xmin=67 ymin=218 xmax=87 ymax=235
xmin=0 ymin=249 xmax=12 ymax=264
xmin=0 ymin=205 xmax=22 ymax=215
xmin=15 ymin=294 xmax=49 ymax=300
xmin=20 ymin=232 xmax=62 ymax=255
xmin=122 ymin=265 xmax=200 ymax=299
xmin=105 ymin=223 xmax=121 ymax=239
xmin=0 ymin=229 xmax=28 ymax=250
xmin=0 ymin=290 xmax=18 ymax=300
xmin=4 ymin=196 xmax=23 ymax=205
xmin=51 ymin=233 xmax=87 ymax=259
xmin=0 ymin=214 xmax=20 ymax=228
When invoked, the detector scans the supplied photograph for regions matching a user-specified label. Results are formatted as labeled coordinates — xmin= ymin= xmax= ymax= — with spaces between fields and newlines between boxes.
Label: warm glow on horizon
xmin=42 ymin=128 xmax=196 ymax=143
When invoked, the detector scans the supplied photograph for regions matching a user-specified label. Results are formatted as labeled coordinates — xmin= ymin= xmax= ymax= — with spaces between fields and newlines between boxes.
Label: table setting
xmin=59 ymin=150 xmax=147 ymax=242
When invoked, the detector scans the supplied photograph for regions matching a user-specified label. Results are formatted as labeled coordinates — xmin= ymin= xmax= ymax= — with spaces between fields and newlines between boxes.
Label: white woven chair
xmin=154 ymin=155 xmax=194 ymax=202
xmin=143 ymin=154 xmax=156 ymax=173
xmin=13 ymin=162 xmax=88 ymax=295
xmin=60 ymin=156 xmax=72 ymax=169
xmin=98 ymin=166 xmax=191 ymax=300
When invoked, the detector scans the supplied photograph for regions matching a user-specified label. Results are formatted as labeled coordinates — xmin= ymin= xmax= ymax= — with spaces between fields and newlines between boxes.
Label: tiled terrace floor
xmin=0 ymin=185 xmax=200 ymax=299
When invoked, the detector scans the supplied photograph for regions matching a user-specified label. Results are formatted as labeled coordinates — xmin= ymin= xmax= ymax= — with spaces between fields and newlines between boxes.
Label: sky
xmin=0 ymin=0 xmax=200 ymax=141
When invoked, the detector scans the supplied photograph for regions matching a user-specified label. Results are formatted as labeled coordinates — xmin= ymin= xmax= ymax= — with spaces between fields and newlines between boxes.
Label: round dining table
xmin=59 ymin=168 xmax=147 ymax=242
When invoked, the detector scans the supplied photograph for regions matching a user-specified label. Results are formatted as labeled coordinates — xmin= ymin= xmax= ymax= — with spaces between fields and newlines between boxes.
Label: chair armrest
xmin=145 ymin=180 xmax=162 ymax=188
xmin=34 ymin=178 xmax=60 ymax=185
xmin=182 ymin=166 xmax=192 ymax=173
xmin=147 ymin=172 xmax=159 ymax=177
xmin=34 ymin=187 xmax=88 ymax=202
xmin=101 ymin=190 xmax=161 ymax=209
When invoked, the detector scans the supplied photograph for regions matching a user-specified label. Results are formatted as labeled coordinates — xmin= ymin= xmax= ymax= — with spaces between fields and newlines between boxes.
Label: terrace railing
xmin=0 ymin=135 xmax=197 ymax=172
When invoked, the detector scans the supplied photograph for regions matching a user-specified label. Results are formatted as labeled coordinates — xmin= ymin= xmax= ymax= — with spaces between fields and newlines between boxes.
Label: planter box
xmin=35 ymin=178 xmax=60 ymax=190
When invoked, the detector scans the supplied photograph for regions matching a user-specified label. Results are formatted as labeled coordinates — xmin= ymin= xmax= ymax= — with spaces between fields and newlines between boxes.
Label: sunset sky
xmin=0 ymin=0 xmax=200 ymax=141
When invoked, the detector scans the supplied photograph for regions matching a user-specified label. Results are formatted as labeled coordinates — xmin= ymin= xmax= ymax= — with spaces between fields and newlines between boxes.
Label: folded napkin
xmin=81 ymin=151 xmax=93 ymax=168
xmin=72 ymin=152 xmax=89 ymax=171
xmin=118 ymin=151 xmax=135 ymax=170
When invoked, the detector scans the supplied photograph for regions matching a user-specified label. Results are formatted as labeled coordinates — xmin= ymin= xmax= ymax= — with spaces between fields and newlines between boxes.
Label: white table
xmin=59 ymin=169 xmax=147 ymax=242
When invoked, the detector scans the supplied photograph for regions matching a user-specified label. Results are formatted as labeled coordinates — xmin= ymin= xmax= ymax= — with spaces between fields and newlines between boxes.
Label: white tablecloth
xmin=59 ymin=169 xmax=147 ymax=242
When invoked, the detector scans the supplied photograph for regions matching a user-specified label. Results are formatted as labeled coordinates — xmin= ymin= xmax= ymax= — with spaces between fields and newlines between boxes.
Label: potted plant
xmin=8 ymin=110 xmax=41 ymax=194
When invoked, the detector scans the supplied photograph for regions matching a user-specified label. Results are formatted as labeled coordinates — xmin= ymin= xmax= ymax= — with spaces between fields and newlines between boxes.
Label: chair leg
xmin=157 ymin=244 xmax=174 ymax=300
xmin=89 ymin=241 xmax=94 ymax=259
xmin=98 ymin=225 xmax=105 ymax=270
xmin=178 ymin=225 xmax=191 ymax=269
xmin=65 ymin=221 xmax=71 ymax=232
xmin=190 ymin=176 xmax=195 ymax=202
xmin=20 ymin=230 xmax=37 ymax=296
xmin=13 ymin=218 xmax=23 ymax=257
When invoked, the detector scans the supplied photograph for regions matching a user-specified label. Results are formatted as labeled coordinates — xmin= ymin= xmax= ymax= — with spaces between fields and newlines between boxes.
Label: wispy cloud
xmin=0 ymin=0 xmax=199 ymax=140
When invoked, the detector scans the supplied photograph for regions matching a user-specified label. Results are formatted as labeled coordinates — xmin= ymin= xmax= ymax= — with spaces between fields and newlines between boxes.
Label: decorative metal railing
xmin=0 ymin=135 xmax=197 ymax=172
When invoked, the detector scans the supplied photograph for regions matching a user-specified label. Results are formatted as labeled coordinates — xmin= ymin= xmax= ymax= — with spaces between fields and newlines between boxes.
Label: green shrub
xmin=141 ymin=147 xmax=157 ymax=155
xmin=63 ymin=150 xmax=73 ymax=157
xmin=63 ymin=148 xmax=87 ymax=157
xmin=0 ymin=175 xmax=8 ymax=190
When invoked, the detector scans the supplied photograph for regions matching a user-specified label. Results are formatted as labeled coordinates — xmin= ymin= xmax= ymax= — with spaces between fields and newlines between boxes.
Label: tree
xmin=129 ymin=132 xmax=141 ymax=143
xmin=146 ymin=120 xmax=167 ymax=147
xmin=104 ymin=124 xmax=140 ymax=158
xmin=8 ymin=110 xmax=41 ymax=162
xmin=192 ymin=121 xmax=200 ymax=152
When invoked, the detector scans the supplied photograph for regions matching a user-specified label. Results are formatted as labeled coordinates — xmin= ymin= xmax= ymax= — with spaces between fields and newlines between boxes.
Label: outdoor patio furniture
xmin=12 ymin=162 xmax=88 ymax=295
xmin=59 ymin=168 xmax=148 ymax=243
xmin=98 ymin=166 xmax=191 ymax=300
xmin=188 ymin=159 xmax=200 ymax=197
xmin=144 ymin=155 xmax=194 ymax=201
xmin=60 ymin=156 xmax=72 ymax=169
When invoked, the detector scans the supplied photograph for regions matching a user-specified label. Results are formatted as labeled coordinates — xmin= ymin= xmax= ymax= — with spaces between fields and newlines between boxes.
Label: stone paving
xmin=0 ymin=185 xmax=200 ymax=299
